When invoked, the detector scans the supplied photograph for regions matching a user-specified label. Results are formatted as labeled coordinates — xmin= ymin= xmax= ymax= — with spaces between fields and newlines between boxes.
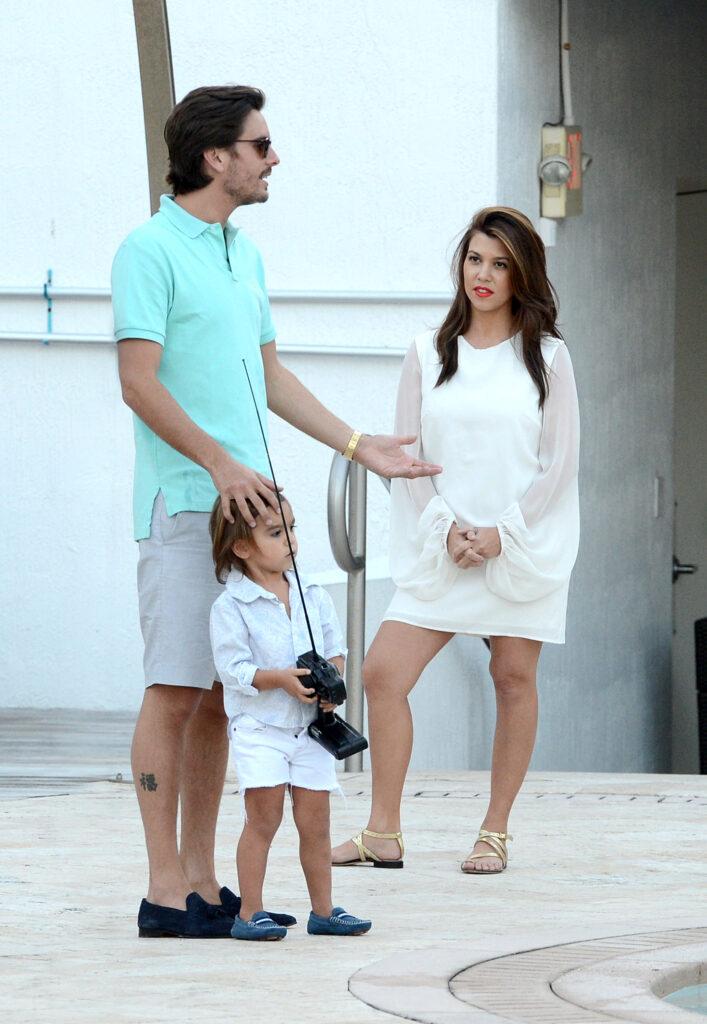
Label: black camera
xmin=296 ymin=650 xmax=347 ymax=705
xmin=297 ymin=650 xmax=369 ymax=761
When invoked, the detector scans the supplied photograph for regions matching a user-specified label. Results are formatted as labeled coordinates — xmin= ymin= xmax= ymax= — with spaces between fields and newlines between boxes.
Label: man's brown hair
xmin=164 ymin=85 xmax=266 ymax=195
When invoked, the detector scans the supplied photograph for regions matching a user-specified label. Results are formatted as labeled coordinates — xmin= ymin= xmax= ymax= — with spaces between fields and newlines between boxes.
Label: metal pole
xmin=132 ymin=0 xmax=176 ymax=214
xmin=345 ymin=461 xmax=367 ymax=772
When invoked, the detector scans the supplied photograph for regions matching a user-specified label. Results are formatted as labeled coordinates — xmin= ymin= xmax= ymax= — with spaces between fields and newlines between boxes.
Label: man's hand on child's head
xmin=280 ymin=667 xmax=317 ymax=703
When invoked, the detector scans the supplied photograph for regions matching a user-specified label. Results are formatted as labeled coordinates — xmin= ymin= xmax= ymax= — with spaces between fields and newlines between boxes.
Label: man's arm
xmin=117 ymin=339 xmax=279 ymax=525
xmin=260 ymin=341 xmax=442 ymax=480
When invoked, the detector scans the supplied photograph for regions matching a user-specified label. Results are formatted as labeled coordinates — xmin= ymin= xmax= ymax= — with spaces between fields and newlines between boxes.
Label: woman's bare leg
xmin=463 ymin=635 xmax=542 ymax=871
xmin=332 ymin=620 xmax=452 ymax=864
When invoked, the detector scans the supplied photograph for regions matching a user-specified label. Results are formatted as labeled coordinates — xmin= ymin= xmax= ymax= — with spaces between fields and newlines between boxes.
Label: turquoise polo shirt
xmin=111 ymin=194 xmax=276 ymax=540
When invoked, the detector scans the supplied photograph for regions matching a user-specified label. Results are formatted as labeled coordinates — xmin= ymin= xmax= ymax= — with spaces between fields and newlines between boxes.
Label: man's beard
xmin=224 ymin=176 xmax=268 ymax=206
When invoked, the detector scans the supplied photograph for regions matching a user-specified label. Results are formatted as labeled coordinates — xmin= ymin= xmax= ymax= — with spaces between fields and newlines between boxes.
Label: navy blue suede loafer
xmin=218 ymin=886 xmax=297 ymax=929
xmin=138 ymin=891 xmax=233 ymax=938
xmin=307 ymin=906 xmax=372 ymax=936
xmin=231 ymin=911 xmax=287 ymax=941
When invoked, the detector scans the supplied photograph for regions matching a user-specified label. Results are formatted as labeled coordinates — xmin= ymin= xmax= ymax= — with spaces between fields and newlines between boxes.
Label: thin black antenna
xmin=241 ymin=360 xmax=318 ymax=653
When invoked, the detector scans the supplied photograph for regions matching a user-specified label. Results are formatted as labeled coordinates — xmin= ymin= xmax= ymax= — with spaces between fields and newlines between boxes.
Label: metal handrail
xmin=327 ymin=454 xmax=367 ymax=771
xmin=327 ymin=457 xmax=396 ymax=772
xmin=327 ymin=456 xmax=364 ymax=573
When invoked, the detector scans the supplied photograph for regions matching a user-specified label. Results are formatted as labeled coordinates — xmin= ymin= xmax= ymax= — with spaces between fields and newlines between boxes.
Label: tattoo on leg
xmin=139 ymin=773 xmax=158 ymax=792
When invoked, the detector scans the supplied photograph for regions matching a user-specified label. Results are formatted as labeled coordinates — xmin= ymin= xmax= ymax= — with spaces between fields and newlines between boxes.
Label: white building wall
xmin=0 ymin=1 xmax=498 ymax=710
xmin=3 ymin=1 xmax=703 ymax=777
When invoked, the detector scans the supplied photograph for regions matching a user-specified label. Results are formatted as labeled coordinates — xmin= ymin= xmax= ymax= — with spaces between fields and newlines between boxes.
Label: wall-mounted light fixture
xmin=538 ymin=0 xmax=592 ymax=230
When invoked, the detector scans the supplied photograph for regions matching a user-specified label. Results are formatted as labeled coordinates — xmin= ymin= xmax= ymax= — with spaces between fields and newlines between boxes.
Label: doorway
xmin=671 ymin=191 xmax=707 ymax=773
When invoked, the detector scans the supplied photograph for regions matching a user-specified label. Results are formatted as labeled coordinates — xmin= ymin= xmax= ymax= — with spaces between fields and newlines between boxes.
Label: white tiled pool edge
xmin=350 ymin=927 xmax=707 ymax=1024
xmin=553 ymin=942 xmax=707 ymax=1022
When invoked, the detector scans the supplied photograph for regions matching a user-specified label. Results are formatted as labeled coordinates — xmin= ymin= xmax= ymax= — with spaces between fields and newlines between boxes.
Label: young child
xmin=209 ymin=494 xmax=372 ymax=941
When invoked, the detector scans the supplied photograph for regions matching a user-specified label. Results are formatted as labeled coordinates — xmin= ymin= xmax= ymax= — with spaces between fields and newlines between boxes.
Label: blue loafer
xmin=231 ymin=911 xmax=288 ymax=941
xmin=218 ymin=886 xmax=297 ymax=928
xmin=307 ymin=906 xmax=372 ymax=936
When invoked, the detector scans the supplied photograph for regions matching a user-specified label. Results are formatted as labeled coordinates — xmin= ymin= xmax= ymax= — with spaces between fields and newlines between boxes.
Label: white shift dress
xmin=384 ymin=330 xmax=580 ymax=644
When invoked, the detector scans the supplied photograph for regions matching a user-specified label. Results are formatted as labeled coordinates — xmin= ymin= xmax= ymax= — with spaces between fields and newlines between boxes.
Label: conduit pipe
xmin=0 ymin=282 xmax=447 ymax=351
xmin=0 ymin=330 xmax=408 ymax=357
xmin=561 ymin=0 xmax=574 ymax=125
xmin=0 ymin=285 xmax=449 ymax=305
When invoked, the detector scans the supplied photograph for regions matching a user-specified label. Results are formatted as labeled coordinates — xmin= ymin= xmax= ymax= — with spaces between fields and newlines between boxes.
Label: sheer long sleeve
xmin=485 ymin=343 xmax=580 ymax=602
xmin=388 ymin=342 xmax=459 ymax=600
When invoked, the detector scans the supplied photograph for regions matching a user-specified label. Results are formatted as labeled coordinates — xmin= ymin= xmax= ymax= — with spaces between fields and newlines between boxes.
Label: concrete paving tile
xmin=1 ymin=714 xmax=707 ymax=1024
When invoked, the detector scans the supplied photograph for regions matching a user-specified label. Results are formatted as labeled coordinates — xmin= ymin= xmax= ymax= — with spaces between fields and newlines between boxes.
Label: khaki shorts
xmin=137 ymin=492 xmax=224 ymax=689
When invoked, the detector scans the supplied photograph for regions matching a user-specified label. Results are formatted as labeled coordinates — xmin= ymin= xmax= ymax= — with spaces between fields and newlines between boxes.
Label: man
xmin=112 ymin=85 xmax=439 ymax=938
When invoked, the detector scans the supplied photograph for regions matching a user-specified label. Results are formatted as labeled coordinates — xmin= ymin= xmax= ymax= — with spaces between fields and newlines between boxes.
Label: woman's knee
xmin=489 ymin=658 xmax=536 ymax=698
xmin=362 ymin=656 xmax=404 ymax=702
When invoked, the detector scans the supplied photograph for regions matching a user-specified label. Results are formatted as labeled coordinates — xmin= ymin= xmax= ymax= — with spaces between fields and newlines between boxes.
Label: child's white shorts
xmin=230 ymin=713 xmax=338 ymax=793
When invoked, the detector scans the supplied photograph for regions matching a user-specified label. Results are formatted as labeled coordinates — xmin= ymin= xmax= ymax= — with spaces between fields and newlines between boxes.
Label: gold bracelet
xmin=342 ymin=429 xmax=363 ymax=460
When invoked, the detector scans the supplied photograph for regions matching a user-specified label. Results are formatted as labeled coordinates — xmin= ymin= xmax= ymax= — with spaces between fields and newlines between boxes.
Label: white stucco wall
xmin=0 ymin=0 xmax=497 ymax=710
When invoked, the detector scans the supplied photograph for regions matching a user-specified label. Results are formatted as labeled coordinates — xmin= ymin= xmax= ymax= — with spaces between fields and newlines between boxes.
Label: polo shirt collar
xmin=159 ymin=194 xmax=239 ymax=243
xmin=226 ymin=569 xmax=315 ymax=603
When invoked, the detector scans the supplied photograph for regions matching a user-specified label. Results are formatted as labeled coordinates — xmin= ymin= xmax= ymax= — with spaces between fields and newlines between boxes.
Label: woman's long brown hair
xmin=434 ymin=207 xmax=561 ymax=406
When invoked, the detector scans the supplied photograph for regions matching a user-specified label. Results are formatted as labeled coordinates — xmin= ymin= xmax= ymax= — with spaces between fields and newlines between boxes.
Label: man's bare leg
xmin=131 ymin=683 xmax=203 ymax=909
xmin=331 ymin=621 xmax=452 ymax=864
xmin=179 ymin=681 xmax=229 ymax=904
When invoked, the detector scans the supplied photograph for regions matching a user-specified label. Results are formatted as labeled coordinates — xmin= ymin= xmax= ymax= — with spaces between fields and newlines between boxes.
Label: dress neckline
xmin=458 ymin=333 xmax=515 ymax=352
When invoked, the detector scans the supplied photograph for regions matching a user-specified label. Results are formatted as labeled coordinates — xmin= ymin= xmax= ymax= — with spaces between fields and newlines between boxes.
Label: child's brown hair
xmin=209 ymin=497 xmax=260 ymax=583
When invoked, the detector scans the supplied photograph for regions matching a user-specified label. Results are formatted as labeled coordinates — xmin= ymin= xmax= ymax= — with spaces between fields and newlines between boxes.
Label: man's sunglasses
xmin=233 ymin=137 xmax=272 ymax=158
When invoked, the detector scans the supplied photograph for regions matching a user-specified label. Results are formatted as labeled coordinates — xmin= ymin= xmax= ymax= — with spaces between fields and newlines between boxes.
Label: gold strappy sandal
xmin=461 ymin=828 xmax=512 ymax=874
xmin=334 ymin=828 xmax=405 ymax=868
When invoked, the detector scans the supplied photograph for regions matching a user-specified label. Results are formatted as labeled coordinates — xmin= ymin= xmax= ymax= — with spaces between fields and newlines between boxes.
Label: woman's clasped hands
xmin=446 ymin=523 xmax=501 ymax=568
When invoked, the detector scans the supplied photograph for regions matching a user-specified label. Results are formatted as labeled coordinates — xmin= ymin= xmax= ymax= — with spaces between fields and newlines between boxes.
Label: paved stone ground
xmin=1 ymin=711 xmax=706 ymax=1024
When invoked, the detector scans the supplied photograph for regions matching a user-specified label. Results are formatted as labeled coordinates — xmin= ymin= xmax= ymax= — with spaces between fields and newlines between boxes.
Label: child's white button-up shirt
xmin=210 ymin=570 xmax=346 ymax=729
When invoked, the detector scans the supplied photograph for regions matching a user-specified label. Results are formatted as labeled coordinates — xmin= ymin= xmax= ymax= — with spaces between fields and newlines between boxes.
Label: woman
xmin=332 ymin=207 xmax=580 ymax=874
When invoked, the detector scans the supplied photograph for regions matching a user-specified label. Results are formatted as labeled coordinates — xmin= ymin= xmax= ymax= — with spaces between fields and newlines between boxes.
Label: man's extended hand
xmin=209 ymin=452 xmax=281 ymax=527
xmin=353 ymin=434 xmax=442 ymax=479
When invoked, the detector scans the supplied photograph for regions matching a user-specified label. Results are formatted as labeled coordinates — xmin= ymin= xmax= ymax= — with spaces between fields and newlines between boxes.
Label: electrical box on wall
xmin=540 ymin=124 xmax=583 ymax=218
